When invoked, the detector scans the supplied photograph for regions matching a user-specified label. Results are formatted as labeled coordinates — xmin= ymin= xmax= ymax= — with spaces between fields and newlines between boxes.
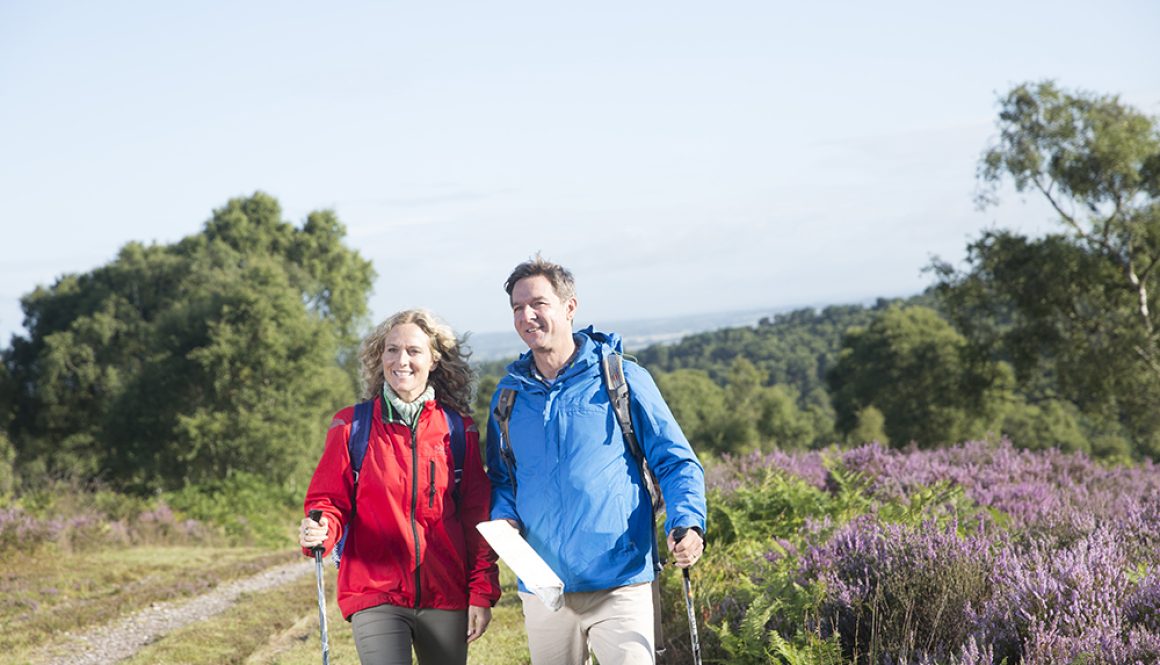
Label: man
xmin=486 ymin=254 xmax=707 ymax=665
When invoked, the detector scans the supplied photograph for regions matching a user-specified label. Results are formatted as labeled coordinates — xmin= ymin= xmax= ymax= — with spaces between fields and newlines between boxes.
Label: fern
xmin=715 ymin=592 xmax=780 ymax=664
xmin=769 ymin=630 xmax=843 ymax=665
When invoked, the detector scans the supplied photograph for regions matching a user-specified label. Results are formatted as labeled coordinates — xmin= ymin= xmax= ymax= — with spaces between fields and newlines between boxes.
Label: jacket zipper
xmin=410 ymin=425 xmax=422 ymax=609
xmin=429 ymin=460 xmax=436 ymax=508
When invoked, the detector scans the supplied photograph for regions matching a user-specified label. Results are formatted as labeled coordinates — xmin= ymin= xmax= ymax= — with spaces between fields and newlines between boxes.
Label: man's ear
xmin=565 ymin=297 xmax=578 ymax=322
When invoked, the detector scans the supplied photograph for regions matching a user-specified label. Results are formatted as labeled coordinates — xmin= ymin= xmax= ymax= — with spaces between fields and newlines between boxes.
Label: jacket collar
xmin=502 ymin=326 xmax=623 ymax=391
xmin=379 ymin=394 xmax=437 ymax=425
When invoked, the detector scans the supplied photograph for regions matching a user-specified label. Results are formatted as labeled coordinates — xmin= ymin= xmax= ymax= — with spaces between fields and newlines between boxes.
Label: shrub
xmin=801 ymin=517 xmax=997 ymax=664
xmin=0 ymin=431 xmax=15 ymax=500
xmin=165 ymin=470 xmax=299 ymax=547
xmin=0 ymin=479 xmax=220 ymax=557
xmin=984 ymin=528 xmax=1160 ymax=664
xmin=693 ymin=441 xmax=1160 ymax=664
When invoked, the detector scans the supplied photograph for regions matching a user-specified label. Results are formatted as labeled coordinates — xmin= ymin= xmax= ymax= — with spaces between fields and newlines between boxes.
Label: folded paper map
xmin=476 ymin=520 xmax=565 ymax=611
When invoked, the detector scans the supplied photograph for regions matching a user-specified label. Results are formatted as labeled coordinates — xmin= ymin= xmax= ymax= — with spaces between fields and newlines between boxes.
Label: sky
xmin=2 ymin=1 xmax=1158 ymax=344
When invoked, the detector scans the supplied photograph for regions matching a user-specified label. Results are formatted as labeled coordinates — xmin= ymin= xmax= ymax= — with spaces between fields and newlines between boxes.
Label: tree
xmin=936 ymin=81 xmax=1160 ymax=457
xmin=976 ymin=81 xmax=1160 ymax=363
xmin=848 ymin=405 xmax=889 ymax=446
xmin=934 ymin=232 xmax=1152 ymax=434
xmin=635 ymin=304 xmax=882 ymax=415
xmin=828 ymin=306 xmax=1009 ymax=448
xmin=752 ymin=383 xmax=817 ymax=451
xmin=2 ymin=192 xmax=375 ymax=492
xmin=1000 ymin=399 xmax=1089 ymax=454
xmin=656 ymin=360 xmax=819 ymax=456
xmin=655 ymin=369 xmax=729 ymax=455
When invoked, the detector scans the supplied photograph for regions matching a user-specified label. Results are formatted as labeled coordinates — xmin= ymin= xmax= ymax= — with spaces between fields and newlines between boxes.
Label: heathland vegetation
xmin=3 ymin=80 xmax=1160 ymax=663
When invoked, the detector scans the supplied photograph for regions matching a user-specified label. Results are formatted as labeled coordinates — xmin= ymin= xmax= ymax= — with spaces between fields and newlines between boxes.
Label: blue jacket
xmin=486 ymin=327 xmax=707 ymax=593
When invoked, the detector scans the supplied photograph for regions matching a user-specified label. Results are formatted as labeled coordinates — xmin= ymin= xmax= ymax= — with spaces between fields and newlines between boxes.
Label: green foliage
xmin=715 ymin=592 xmax=782 ymax=664
xmin=874 ymin=481 xmax=985 ymax=532
xmin=2 ymin=192 xmax=373 ymax=492
xmin=709 ymin=467 xmax=835 ymax=548
xmin=655 ymin=368 xmax=730 ymax=453
xmin=937 ymin=80 xmax=1160 ymax=459
xmin=655 ymin=360 xmax=822 ymax=457
xmin=933 ymin=231 xmax=1159 ymax=450
xmin=1000 ymin=398 xmax=1090 ymax=453
xmin=165 ymin=470 xmax=300 ymax=547
xmin=473 ymin=373 xmax=500 ymax=424
xmin=848 ymin=405 xmax=888 ymax=446
xmin=767 ymin=630 xmax=843 ymax=665
xmin=753 ymin=384 xmax=818 ymax=452
xmin=0 ymin=430 xmax=14 ymax=500
xmin=697 ymin=535 xmax=831 ymax=665
xmin=637 ymin=304 xmax=886 ymax=411
xmin=828 ymin=306 xmax=1010 ymax=448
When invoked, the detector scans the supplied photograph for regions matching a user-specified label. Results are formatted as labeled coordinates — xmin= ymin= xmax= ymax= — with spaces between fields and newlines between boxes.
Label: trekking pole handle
xmin=308 ymin=510 xmax=325 ymax=555
xmin=672 ymin=526 xmax=694 ymax=579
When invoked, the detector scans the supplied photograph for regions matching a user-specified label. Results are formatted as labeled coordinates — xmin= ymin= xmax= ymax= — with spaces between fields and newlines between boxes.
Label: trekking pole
xmin=308 ymin=509 xmax=330 ymax=665
xmin=671 ymin=527 xmax=702 ymax=665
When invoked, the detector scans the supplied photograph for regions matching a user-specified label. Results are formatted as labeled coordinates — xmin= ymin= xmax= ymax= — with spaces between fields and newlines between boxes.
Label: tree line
xmin=2 ymin=80 xmax=1158 ymax=499
xmin=0 ymin=193 xmax=374 ymax=494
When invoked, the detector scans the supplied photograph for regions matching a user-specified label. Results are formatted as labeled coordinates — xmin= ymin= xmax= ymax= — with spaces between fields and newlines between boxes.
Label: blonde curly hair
xmin=359 ymin=309 xmax=474 ymax=415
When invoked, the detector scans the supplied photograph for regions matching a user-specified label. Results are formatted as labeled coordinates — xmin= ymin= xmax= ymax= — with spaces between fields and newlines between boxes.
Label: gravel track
xmin=34 ymin=558 xmax=314 ymax=665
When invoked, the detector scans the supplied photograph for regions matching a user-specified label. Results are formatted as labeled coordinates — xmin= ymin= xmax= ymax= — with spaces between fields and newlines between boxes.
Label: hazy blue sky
xmin=2 ymin=1 xmax=1158 ymax=344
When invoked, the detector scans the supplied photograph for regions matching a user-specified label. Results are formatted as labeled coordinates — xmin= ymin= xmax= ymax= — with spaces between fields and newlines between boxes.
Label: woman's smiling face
xmin=381 ymin=322 xmax=436 ymax=402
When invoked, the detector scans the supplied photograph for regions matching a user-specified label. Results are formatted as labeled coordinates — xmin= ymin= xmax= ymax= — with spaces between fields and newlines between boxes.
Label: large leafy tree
xmin=935 ymin=81 xmax=1160 ymax=456
xmin=827 ymin=306 xmax=1010 ymax=448
xmin=2 ymin=192 xmax=375 ymax=491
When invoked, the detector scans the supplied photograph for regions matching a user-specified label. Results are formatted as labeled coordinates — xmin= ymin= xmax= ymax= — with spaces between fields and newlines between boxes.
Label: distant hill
xmin=466 ymin=303 xmax=848 ymax=362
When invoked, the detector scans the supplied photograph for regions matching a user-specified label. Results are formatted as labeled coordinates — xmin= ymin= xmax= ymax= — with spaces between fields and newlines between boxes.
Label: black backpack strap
xmin=602 ymin=351 xmax=664 ymax=514
xmin=493 ymin=388 xmax=519 ymax=498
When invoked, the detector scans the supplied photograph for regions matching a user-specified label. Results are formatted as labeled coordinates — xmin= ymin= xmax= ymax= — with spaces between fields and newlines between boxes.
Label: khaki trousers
xmin=520 ymin=582 xmax=654 ymax=665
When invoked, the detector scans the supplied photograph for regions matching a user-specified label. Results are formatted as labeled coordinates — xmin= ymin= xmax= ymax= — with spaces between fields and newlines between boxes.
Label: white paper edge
xmin=476 ymin=519 xmax=565 ymax=611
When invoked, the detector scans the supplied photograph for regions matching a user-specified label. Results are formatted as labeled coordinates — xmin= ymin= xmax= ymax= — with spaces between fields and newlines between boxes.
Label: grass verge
xmin=3 ymin=545 xmax=295 ymax=658
xmin=122 ymin=561 xmax=532 ymax=664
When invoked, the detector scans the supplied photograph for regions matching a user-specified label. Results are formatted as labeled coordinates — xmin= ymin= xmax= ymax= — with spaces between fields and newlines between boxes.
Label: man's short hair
xmin=504 ymin=253 xmax=576 ymax=301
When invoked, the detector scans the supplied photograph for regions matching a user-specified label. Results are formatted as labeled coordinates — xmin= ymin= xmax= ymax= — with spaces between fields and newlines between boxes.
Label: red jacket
xmin=303 ymin=398 xmax=501 ymax=619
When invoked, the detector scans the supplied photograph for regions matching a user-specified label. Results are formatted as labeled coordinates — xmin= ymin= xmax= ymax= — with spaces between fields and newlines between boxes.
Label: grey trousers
xmin=351 ymin=603 xmax=468 ymax=665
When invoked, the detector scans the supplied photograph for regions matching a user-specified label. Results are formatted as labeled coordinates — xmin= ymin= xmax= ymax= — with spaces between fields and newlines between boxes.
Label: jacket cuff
xmin=469 ymin=592 xmax=499 ymax=608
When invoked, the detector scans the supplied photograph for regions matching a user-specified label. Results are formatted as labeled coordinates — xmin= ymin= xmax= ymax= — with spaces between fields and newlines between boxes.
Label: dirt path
xmin=33 ymin=559 xmax=314 ymax=665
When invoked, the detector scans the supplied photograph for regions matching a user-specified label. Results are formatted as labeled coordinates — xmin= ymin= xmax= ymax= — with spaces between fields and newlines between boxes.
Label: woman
xmin=299 ymin=309 xmax=500 ymax=665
